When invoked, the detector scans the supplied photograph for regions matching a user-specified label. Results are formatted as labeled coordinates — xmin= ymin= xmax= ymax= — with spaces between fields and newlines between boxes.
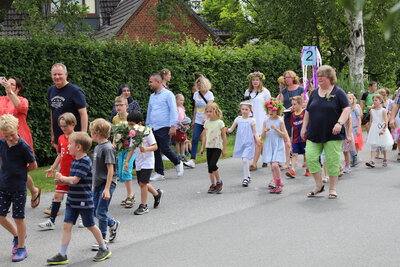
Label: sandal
xmin=124 ymin=197 xmax=135 ymax=209
xmin=328 ymin=189 xmax=338 ymax=199
xmin=307 ymin=185 xmax=325 ymax=197
xmin=249 ymin=165 xmax=258 ymax=171
xmin=120 ymin=197 xmax=128 ymax=206
xmin=31 ymin=187 xmax=41 ymax=208
xmin=383 ymin=159 xmax=388 ymax=167
xmin=267 ymin=180 xmax=275 ymax=189
xmin=269 ymin=184 xmax=283 ymax=194
xmin=365 ymin=161 xmax=375 ymax=168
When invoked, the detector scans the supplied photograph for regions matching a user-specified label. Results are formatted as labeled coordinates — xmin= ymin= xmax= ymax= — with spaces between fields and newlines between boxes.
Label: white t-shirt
xmin=244 ymin=88 xmax=271 ymax=134
xmin=133 ymin=130 xmax=157 ymax=171
xmin=193 ymin=91 xmax=214 ymax=125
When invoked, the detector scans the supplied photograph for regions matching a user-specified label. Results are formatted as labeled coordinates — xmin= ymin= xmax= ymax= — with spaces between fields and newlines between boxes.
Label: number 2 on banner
xmin=302 ymin=46 xmax=317 ymax=66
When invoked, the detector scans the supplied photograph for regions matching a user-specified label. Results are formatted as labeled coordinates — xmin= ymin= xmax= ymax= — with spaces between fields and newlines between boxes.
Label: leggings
xmin=206 ymin=148 xmax=221 ymax=173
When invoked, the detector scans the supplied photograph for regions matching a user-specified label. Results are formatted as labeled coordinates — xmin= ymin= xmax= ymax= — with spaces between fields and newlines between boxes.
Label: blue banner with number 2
xmin=302 ymin=46 xmax=317 ymax=66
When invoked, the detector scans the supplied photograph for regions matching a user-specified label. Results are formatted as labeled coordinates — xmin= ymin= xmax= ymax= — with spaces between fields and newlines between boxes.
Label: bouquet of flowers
xmin=111 ymin=121 xmax=151 ymax=152
xmin=264 ymin=98 xmax=284 ymax=115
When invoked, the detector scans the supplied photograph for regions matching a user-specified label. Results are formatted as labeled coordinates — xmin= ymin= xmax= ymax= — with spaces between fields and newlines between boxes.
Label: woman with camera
xmin=0 ymin=77 xmax=41 ymax=208
xmin=243 ymin=72 xmax=271 ymax=171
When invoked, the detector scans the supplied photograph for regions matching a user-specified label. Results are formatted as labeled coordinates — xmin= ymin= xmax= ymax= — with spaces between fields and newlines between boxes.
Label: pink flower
xmin=272 ymin=107 xmax=278 ymax=111
xmin=265 ymin=101 xmax=270 ymax=106
xmin=123 ymin=141 xmax=130 ymax=147
xmin=129 ymin=130 xmax=136 ymax=138
xmin=267 ymin=105 xmax=273 ymax=109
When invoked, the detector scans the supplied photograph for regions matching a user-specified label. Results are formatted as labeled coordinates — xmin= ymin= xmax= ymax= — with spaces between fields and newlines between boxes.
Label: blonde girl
xmin=348 ymin=93 xmax=363 ymax=166
xmin=365 ymin=94 xmax=394 ymax=167
xmin=228 ymin=101 xmax=261 ymax=187
xmin=185 ymin=77 xmax=214 ymax=168
xmin=172 ymin=94 xmax=188 ymax=161
xmin=200 ymin=103 xmax=227 ymax=194
xmin=261 ymin=99 xmax=288 ymax=193
xmin=243 ymin=72 xmax=271 ymax=170
xmin=160 ymin=68 xmax=171 ymax=90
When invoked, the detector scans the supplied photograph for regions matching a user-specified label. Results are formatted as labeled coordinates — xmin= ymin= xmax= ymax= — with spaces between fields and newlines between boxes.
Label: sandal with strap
xmin=365 ymin=161 xmax=375 ymax=168
xmin=269 ymin=184 xmax=283 ymax=194
xmin=120 ymin=197 xmax=129 ymax=206
xmin=242 ymin=177 xmax=251 ymax=187
xmin=124 ymin=197 xmax=135 ymax=209
xmin=31 ymin=187 xmax=41 ymax=208
xmin=328 ymin=189 xmax=338 ymax=199
xmin=307 ymin=185 xmax=325 ymax=197
xmin=383 ymin=159 xmax=388 ymax=167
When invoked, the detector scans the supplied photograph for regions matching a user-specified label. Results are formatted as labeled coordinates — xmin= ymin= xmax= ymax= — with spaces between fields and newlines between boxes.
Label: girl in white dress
xmin=243 ymin=72 xmax=271 ymax=170
xmin=366 ymin=94 xmax=394 ymax=168
xmin=228 ymin=102 xmax=261 ymax=187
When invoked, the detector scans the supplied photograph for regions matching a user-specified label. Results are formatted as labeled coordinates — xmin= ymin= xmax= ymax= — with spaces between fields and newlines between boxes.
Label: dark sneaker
xmin=208 ymin=184 xmax=216 ymax=194
xmin=108 ymin=220 xmax=120 ymax=243
xmin=153 ymin=189 xmax=163 ymax=208
xmin=134 ymin=204 xmax=149 ymax=215
xmin=12 ymin=248 xmax=28 ymax=262
xmin=47 ymin=253 xmax=68 ymax=265
xmin=93 ymin=247 xmax=112 ymax=262
xmin=91 ymin=240 xmax=108 ymax=251
xmin=215 ymin=181 xmax=223 ymax=194
xmin=12 ymin=237 xmax=18 ymax=255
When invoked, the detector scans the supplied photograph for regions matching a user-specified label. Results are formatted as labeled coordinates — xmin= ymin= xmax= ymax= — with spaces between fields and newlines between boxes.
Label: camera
xmin=242 ymin=95 xmax=251 ymax=101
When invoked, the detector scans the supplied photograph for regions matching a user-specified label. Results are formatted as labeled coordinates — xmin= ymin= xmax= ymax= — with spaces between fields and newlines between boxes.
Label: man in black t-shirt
xmin=48 ymin=63 xmax=88 ymax=149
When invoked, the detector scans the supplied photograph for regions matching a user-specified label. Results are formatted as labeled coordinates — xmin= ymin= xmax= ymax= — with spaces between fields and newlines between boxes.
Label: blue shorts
xmin=0 ymin=190 xmax=26 ymax=219
xmin=292 ymin=142 xmax=306 ymax=154
xmin=64 ymin=205 xmax=95 ymax=227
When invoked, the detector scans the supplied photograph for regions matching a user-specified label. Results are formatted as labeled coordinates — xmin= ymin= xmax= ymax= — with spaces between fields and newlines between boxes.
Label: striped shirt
xmin=66 ymin=156 xmax=94 ymax=209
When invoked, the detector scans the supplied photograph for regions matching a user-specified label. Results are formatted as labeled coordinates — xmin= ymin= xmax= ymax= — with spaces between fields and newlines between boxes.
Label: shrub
xmin=0 ymin=38 xmax=299 ymax=165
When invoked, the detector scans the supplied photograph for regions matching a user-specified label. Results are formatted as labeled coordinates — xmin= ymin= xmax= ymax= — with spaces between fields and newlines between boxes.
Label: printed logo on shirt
xmin=51 ymin=96 xmax=65 ymax=109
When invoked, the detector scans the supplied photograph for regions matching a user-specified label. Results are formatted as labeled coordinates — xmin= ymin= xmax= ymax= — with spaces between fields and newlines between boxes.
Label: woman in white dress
xmin=243 ymin=72 xmax=271 ymax=171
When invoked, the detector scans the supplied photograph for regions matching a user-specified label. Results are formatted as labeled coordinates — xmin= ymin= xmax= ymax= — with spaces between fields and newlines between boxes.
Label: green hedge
xmin=0 ymin=38 xmax=300 ymax=165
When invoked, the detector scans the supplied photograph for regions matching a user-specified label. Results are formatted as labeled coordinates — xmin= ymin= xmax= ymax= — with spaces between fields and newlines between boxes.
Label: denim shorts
xmin=64 ymin=205 xmax=95 ymax=227
xmin=0 ymin=190 xmax=26 ymax=219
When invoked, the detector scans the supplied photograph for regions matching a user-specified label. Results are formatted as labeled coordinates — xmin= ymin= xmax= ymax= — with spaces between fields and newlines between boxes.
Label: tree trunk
xmin=345 ymin=9 xmax=365 ymax=94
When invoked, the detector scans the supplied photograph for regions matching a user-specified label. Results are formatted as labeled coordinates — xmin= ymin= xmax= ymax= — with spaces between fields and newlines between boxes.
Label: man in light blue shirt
xmin=146 ymin=73 xmax=183 ymax=180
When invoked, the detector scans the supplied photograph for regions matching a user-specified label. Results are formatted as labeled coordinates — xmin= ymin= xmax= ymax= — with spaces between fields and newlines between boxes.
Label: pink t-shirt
xmin=177 ymin=106 xmax=186 ymax=124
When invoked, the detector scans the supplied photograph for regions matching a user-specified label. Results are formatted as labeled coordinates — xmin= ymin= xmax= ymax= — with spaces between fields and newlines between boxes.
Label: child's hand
xmin=54 ymin=172 xmax=62 ymax=184
xmin=124 ymin=162 xmax=128 ymax=172
xmin=227 ymin=127 xmax=232 ymax=134
xmin=139 ymin=146 xmax=146 ymax=153
xmin=263 ymin=127 xmax=270 ymax=133
xmin=271 ymin=125 xmax=278 ymax=131
xmin=222 ymin=149 xmax=226 ymax=156
xmin=379 ymin=130 xmax=385 ymax=136
xmin=45 ymin=168 xmax=54 ymax=178
xmin=102 ymin=189 xmax=110 ymax=200
xmin=200 ymin=148 xmax=204 ymax=156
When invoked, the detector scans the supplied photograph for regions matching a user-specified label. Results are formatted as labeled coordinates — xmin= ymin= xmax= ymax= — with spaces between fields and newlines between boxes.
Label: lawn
xmin=30 ymin=135 xmax=237 ymax=194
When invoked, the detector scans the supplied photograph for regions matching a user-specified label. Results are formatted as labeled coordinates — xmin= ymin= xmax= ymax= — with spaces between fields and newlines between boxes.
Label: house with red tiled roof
xmin=0 ymin=0 xmax=224 ymax=43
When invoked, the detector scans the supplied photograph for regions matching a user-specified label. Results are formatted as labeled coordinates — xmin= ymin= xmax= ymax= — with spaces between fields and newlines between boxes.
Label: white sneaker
xmin=150 ymin=173 xmax=165 ymax=181
xmin=78 ymin=216 xmax=85 ymax=228
xmin=162 ymin=155 xmax=169 ymax=161
xmin=38 ymin=219 xmax=55 ymax=230
xmin=183 ymin=159 xmax=195 ymax=168
xmin=176 ymin=161 xmax=184 ymax=177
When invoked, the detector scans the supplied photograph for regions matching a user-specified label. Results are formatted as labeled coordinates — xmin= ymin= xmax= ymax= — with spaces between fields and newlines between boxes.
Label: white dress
xmin=244 ymin=88 xmax=271 ymax=134
xmin=366 ymin=108 xmax=394 ymax=147
xmin=233 ymin=116 xmax=256 ymax=159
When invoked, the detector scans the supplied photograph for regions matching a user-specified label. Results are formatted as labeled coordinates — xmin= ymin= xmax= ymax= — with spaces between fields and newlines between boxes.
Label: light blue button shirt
xmin=146 ymin=88 xmax=178 ymax=131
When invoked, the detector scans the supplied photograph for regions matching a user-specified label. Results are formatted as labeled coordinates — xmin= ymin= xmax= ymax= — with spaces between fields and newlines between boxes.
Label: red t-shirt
xmin=57 ymin=134 xmax=75 ymax=176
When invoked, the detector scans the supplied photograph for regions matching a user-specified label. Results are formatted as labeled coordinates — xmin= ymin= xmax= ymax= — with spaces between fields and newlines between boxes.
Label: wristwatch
xmin=337 ymin=121 xmax=344 ymax=126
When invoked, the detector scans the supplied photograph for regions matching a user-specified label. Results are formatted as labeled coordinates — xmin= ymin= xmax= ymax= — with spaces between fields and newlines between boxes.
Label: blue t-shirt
xmin=48 ymin=83 xmax=87 ymax=144
xmin=0 ymin=137 xmax=35 ymax=191
xmin=282 ymin=86 xmax=304 ymax=109
xmin=306 ymin=86 xmax=349 ymax=143
xmin=66 ymin=156 xmax=94 ymax=209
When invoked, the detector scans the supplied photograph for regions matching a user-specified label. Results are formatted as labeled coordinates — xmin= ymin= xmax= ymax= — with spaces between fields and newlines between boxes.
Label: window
xmin=51 ymin=0 xmax=96 ymax=15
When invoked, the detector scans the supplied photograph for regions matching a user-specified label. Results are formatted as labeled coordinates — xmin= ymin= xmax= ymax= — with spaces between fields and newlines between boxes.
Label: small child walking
xmin=227 ymin=101 xmax=261 ymax=187
xmin=286 ymin=96 xmax=309 ymax=178
xmin=172 ymin=94 xmax=190 ymax=162
xmin=200 ymin=103 xmax=227 ymax=194
xmin=125 ymin=111 xmax=163 ymax=215
xmin=261 ymin=99 xmax=288 ymax=193
xmin=112 ymin=96 xmax=136 ymax=208
xmin=47 ymin=132 xmax=111 ymax=265
xmin=365 ymin=94 xmax=394 ymax=168
xmin=0 ymin=114 xmax=37 ymax=262
xmin=40 ymin=113 xmax=76 ymax=230
xmin=90 ymin=119 xmax=120 ymax=250
xmin=348 ymin=93 xmax=363 ymax=166
xmin=342 ymin=112 xmax=355 ymax=173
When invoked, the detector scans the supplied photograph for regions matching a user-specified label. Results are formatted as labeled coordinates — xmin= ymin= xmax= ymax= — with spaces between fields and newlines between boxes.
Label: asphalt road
xmin=1 ymin=142 xmax=400 ymax=267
